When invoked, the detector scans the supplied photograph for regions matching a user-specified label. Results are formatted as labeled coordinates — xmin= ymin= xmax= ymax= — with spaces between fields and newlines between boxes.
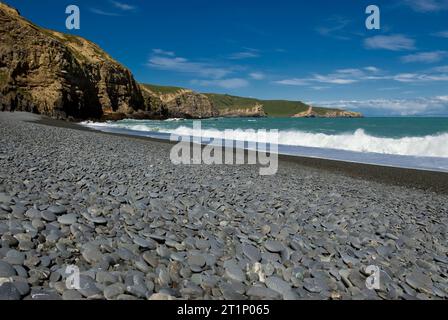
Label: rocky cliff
xmin=292 ymin=106 xmax=363 ymax=118
xmin=140 ymin=85 xmax=218 ymax=119
xmin=218 ymin=103 xmax=267 ymax=117
xmin=0 ymin=2 xmax=147 ymax=120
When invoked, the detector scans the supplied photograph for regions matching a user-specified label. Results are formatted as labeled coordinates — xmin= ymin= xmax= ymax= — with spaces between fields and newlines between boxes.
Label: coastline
xmin=1 ymin=111 xmax=448 ymax=301
xmin=32 ymin=114 xmax=448 ymax=195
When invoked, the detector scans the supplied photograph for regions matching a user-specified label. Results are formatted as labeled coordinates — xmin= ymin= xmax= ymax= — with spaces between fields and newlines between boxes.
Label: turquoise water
xmin=83 ymin=117 xmax=448 ymax=171
xmin=107 ymin=117 xmax=448 ymax=138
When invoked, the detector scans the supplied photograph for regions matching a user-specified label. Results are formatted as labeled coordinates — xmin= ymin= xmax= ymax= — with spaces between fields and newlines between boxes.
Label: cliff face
xmin=292 ymin=106 xmax=363 ymax=118
xmin=218 ymin=103 xmax=267 ymax=118
xmin=0 ymin=2 xmax=146 ymax=120
xmin=140 ymin=85 xmax=218 ymax=119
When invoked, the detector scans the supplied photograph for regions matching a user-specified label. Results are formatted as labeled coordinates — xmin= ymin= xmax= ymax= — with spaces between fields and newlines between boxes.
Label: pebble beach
xmin=0 ymin=112 xmax=447 ymax=300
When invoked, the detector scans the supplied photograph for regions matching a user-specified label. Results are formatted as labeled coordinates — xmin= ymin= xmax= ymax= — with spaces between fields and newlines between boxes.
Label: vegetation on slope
xmin=204 ymin=94 xmax=343 ymax=117
xmin=141 ymin=84 xmax=188 ymax=95
xmin=142 ymin=84 xmax=346 ymax=117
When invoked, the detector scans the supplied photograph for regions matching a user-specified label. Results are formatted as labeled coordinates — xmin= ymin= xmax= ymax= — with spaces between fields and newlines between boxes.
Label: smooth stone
xmin=242 ymin=244 xmax=261 ymax=262
xmin=0 ymin=283 xmax=21 ymax=300
xmin=48 ymin=205 xmax=67 ymax=215
xmin=57 ymin=214 xmax=78 ymax=225
xmin=104 ymin=284 xmax=125 ymax=300
xmin=0 ymin=261 xmax=16 ymax=278
xmin=265 ymin=276 xmax=296 ymax=299
xmin=41 ymin=211 xmax=57 ymax=222
xmin=133 ymin=236 xmax=156 ymax=249
xmin=247 ymin=286 xmax=281 ymax=299
xmin=224 ymin=261 xmax=245 ymax=283
xmin=77 ymin=276 xmax=102 ymax=299
xmin=5 ymin=250 xmax=25 ymax=265
xmin=82 ymin=247 xmax=103 ymax=264
xmin=264 ymin=240 xmax=285 ymax=253
xmin=11 ymin=279 xmax=30 ymax=296
xmin=96 ymin=272 xmax=118 ymax=285
xmin=188 ymin=254 xmax=206 ymax=268
xmin=62 ymin=290 xmax=83 ymax=300
xmin=406 ymin=272 xmax=433 ymax=294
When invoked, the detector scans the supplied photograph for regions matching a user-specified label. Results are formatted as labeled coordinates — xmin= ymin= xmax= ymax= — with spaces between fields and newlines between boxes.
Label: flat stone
xmin=57 ymin=214 xmax=78 ymax=225
xmin=188 ymin=254 xmax=206 ymax=268
xmin=104 ymin=284 xmax=125 ymax=300
xmin=0 ymin=283 xmax=21 ymax=300
xmin=77 ymin=275 xmax=102 ymax=299
xmin=133 ymin=236 xmax=156 ymax=249
xmin=265 ymin=276 xmax=295 ymax=299
xmin=242 ymin=244 xmax=261 ymax=262
xmin=224 ymin=260 xmax=245 ymax=283
xmin=247 ymin=286 xmax=281 ymax=299
xmin=48 ymin=205 xmax=67 ymax=215
xmin=0 ymin=261 xmax=16 ymax=278
xmin=62 ymin=290 xmax=83 ymax=300
xmin=5 ymin=250 xmax=25 ymax=265
xmin=41 ymin=211 xmax=57 ymax=222
xmin=406 ymin=272 xmax=433 ymax=294
xmin=82 ymin=246 xmax=103 ymax=264
xmin=264 ymin=240 xmax=285 ymax=253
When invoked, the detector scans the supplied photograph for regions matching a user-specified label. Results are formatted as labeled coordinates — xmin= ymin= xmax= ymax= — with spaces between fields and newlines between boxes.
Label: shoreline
xmin=1 ymin=111 xmax=448 ymax=301
xmin=33 ymin=114 xmax=448 ymax=194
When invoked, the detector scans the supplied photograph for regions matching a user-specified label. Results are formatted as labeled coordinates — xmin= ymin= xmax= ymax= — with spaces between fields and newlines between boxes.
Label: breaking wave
xmin=82 ymin=122 xmax=448 ymax=158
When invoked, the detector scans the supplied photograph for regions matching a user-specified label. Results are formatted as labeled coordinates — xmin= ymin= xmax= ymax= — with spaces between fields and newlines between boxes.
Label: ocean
xmin=82 ymin=117 xmax=448 ymax=172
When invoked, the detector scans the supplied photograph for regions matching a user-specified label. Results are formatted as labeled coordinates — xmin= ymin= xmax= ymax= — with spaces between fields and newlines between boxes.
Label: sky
xmin=5 ymin=0 xmax=448 ymax=116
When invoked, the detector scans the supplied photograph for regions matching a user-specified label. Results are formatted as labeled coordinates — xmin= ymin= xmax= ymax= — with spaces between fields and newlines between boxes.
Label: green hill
xmin=141 ymin=84 xmax=188 ymax=95
xmin=141 ymin=83 xmax=345 ymax=117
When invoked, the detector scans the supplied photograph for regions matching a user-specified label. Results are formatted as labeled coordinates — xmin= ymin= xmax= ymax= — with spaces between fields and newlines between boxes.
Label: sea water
xmin=82 ymin=117 xmax=448 ymax=172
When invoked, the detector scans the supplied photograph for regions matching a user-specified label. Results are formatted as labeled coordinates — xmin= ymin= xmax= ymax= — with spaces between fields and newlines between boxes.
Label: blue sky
xmin=5 ymin=0 xmax=448 ymax=115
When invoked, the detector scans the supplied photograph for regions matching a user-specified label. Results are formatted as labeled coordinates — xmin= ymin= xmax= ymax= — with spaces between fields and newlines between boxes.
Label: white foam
xmin=163 ymin=127 xmax=448 ymax=158
xmin=81 ymin=122 xmax=448 ymax=158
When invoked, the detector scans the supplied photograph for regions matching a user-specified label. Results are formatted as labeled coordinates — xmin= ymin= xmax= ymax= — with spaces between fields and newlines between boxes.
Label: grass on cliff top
xmin=205 ymin=93 xmax=341 ymax=117
xmin=141 ymin=84 xmax=343 ymax=117
xmin=141 ymin=84 xmax=187 ymax=95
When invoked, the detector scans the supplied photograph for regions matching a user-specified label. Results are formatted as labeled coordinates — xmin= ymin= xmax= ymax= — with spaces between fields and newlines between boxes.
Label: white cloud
xmin=432 ymin=65 xmax=448 ymax=72
xmin=313 ymin=74 xmax=358 ymax=84
xmin=148 ymin=52 xmax=233 ymax=79
xmin=401 ymin=51 xmax=447 ymax=63
xmin=90 ymin=8 xmax=121 ymax=16
xmin=275 ymin=67 xmax=380 ymax=86
xmin=276 ymin=65 xmax=448 ymax=87
xmin=392 ymin=73 xmax=448 ymax=82
xmin=364 ymin=66 xmax=381 ymax=73
xmin=152 ymin=49 xmax=175 ymax=56
xmin=275 ymin=78 xmax=309 ymax=86
xmin=316 ymin=16 xmax=351 ymax=40
xmin=249 ymin=72 xmax=266 ymax=80
xmin=110 ymin=1 xmax=136 ymax=11
xmin=364 ymin=34 xmax=416 ymax=51
xmin=315 ymin=96 xmax=448 ymax=116
xmin=434 ymin=30 xmax=448 ymax=38
xmin=228 ymin=51 xmax=260 ymax=60
xmin=191 ymin=78 xmax=249 ymax=89
xmin=403 ymin=0 xmax=448 ymax=12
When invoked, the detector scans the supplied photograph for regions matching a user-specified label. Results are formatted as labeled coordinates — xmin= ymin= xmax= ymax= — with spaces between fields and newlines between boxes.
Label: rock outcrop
xmin=218 ymin=103 xmax=266 ymax=118
xmin=140 ymin=85 xmax=219 ymax=119
xmin=0 ymin=2 xmax=149 ymax=120
xmin=292 ymin=106 xmax=363 ymax=118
